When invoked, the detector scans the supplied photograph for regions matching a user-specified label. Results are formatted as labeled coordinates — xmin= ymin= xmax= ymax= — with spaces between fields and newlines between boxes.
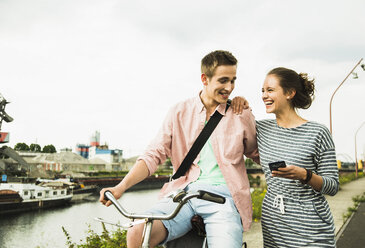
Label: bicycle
xmin=96 ymin=189 xmax=226 ymax=248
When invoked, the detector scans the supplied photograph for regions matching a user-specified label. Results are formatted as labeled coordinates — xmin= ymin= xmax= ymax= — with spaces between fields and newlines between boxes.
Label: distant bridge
xmin=337 ymin=153 xmax=355 ymax=163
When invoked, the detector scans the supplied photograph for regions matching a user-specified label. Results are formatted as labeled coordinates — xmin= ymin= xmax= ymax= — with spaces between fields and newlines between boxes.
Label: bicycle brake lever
xmin=94 ymin=217 xmax=146 ymax=229
xmin=165 ymin=189 xmax=187 ymax=202
xmin=94 ymin=217 xmax=128 ymax=229
xmin=172 ymin=190 xmax=188 ymax=203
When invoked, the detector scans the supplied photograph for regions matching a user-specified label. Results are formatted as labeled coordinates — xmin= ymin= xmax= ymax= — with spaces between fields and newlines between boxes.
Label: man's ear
xmin=201 ymin=73 xmax=208 ymax=86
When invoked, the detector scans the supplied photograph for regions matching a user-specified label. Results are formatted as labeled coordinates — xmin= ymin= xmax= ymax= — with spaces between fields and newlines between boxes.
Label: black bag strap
xmin=171 ymin=100 xmax=231 ymax=180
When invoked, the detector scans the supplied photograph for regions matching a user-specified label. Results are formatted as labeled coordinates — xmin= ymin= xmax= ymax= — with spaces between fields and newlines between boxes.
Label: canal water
xmin=0 ymin=189 xmax=160 ymax=248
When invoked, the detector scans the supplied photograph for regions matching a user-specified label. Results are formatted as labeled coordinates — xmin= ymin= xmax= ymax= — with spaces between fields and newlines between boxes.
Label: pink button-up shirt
xmin=138 ymin=94 xmax=259 ymax=231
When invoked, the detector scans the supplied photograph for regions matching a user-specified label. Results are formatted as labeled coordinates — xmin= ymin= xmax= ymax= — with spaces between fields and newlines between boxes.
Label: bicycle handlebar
xmin=198 ymin=190 xmax=226 ymax=204
xmin=104 ymin=189 xmax=225 ymax=221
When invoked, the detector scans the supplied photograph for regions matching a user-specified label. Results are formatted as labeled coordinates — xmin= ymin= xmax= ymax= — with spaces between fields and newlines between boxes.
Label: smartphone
xmin=268 ymin=161 xmax=286 ymax=171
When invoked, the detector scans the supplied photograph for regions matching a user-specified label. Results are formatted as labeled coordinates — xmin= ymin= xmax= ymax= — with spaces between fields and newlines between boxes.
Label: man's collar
xmin=195 ymin=92 xmax=205 ymax=113
xmin=196 ymin=91 xmax=229 ymax=116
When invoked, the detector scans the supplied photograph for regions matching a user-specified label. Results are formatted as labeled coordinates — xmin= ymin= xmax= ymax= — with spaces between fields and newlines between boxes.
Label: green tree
xmin=0 ymin=145 xmax=9 ymax=159
xmin=14 ymin=143 xmax=30 ymax=151
xmin=42 ymin=144 xmax=57 ymax=153
xmin=30 ymin=143 xmax=42 ymax=152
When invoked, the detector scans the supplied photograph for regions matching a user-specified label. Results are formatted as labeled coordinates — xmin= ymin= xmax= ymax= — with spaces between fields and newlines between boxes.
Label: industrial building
xmin=75 ymin=131 xmax=123 ymax=164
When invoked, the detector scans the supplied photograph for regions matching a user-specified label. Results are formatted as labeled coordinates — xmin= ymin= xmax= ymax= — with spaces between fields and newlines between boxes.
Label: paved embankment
xmin=336 ymin=201 xmax=365 ymax=248
xmin=242 ymin=177 xmax=365 ymax=248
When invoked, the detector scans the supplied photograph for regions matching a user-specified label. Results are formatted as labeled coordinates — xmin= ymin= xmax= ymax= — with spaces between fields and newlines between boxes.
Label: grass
xmin=339 ymin=172 xmax=364 ymax=185
xmin=342 ymin=192 xmax=365 ymax=223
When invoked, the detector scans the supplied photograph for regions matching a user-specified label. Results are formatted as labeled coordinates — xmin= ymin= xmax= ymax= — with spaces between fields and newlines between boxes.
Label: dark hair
xmin=201 ymin=50 xmax=237 ymax=78
xmin=267 ymin=67 xmax=315 ymax=109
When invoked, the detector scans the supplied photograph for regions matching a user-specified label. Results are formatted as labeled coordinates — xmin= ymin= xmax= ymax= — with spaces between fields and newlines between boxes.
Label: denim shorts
xmin=147 ymin=183 xmax=244 ymax=248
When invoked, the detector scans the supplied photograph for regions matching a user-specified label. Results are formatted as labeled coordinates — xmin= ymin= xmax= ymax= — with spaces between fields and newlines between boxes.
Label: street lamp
xmin=355 ymin=121 xmax=365 ymax=178
xmin=329 ymin=58 xmax=363 ymax=134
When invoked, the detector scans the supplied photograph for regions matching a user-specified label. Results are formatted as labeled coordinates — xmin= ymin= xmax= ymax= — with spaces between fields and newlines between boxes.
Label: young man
xmin=99 ymin=50 xmax=259 ymax=248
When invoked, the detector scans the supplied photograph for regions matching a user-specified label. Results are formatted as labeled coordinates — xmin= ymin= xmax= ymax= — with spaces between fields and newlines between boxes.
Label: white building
xmin=88 ymin=146 xmax=123 ymax=164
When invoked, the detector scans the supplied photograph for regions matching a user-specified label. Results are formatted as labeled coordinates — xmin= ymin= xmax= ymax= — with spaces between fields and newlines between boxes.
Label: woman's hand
xmin=272 ymin=165 xmax=324 ymax=191
xmin=271 ymin=165 xmax=307 ymax=181
xmin=231 ymin=96 xmax=250 ymax=114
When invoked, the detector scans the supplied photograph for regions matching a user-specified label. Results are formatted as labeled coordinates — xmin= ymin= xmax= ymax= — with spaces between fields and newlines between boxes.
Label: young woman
xmin=256 ymin=67 xmax=339 ymax=247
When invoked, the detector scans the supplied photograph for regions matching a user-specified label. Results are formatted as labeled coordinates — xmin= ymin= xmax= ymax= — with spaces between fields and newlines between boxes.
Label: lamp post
xmin=329 ymin=58 xmax=363 ymax=134
xmin=355 ymin=121 xmax=365 ymax=178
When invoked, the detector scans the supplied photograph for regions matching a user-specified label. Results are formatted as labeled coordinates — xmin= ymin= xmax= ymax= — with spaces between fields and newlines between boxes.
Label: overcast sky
xmin=1 ymin=0 xmax=365 ymax=161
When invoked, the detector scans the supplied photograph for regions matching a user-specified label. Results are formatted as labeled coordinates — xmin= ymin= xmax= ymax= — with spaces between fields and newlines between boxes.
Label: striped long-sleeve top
xmin=256 ymin=119 xmax=339 ymax=248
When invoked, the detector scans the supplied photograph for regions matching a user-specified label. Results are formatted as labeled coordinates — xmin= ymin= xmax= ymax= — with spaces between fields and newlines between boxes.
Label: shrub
xmin=63 ymin=223 xmax=127 ymax=248
xmin=339 ymin=172 xmax=364 ymax=185
xmin=251 ymin=188 xmax=266 ymax=221
xmin=62 ymin=223 xmax=165 ymax=248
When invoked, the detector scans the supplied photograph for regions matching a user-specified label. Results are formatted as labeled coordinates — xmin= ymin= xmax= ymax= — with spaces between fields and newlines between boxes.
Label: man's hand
xmin=231 ymin=96 xmax=250 ymax=114
xmin=99 ymin=186 xmax=124 ymax=207
xmin=99 ymin=160 xmax=149 ymax=207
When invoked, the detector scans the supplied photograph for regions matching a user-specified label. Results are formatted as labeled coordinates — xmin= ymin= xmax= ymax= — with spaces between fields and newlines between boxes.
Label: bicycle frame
xmin=101 ymin=190 xmax=225 ymax=248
